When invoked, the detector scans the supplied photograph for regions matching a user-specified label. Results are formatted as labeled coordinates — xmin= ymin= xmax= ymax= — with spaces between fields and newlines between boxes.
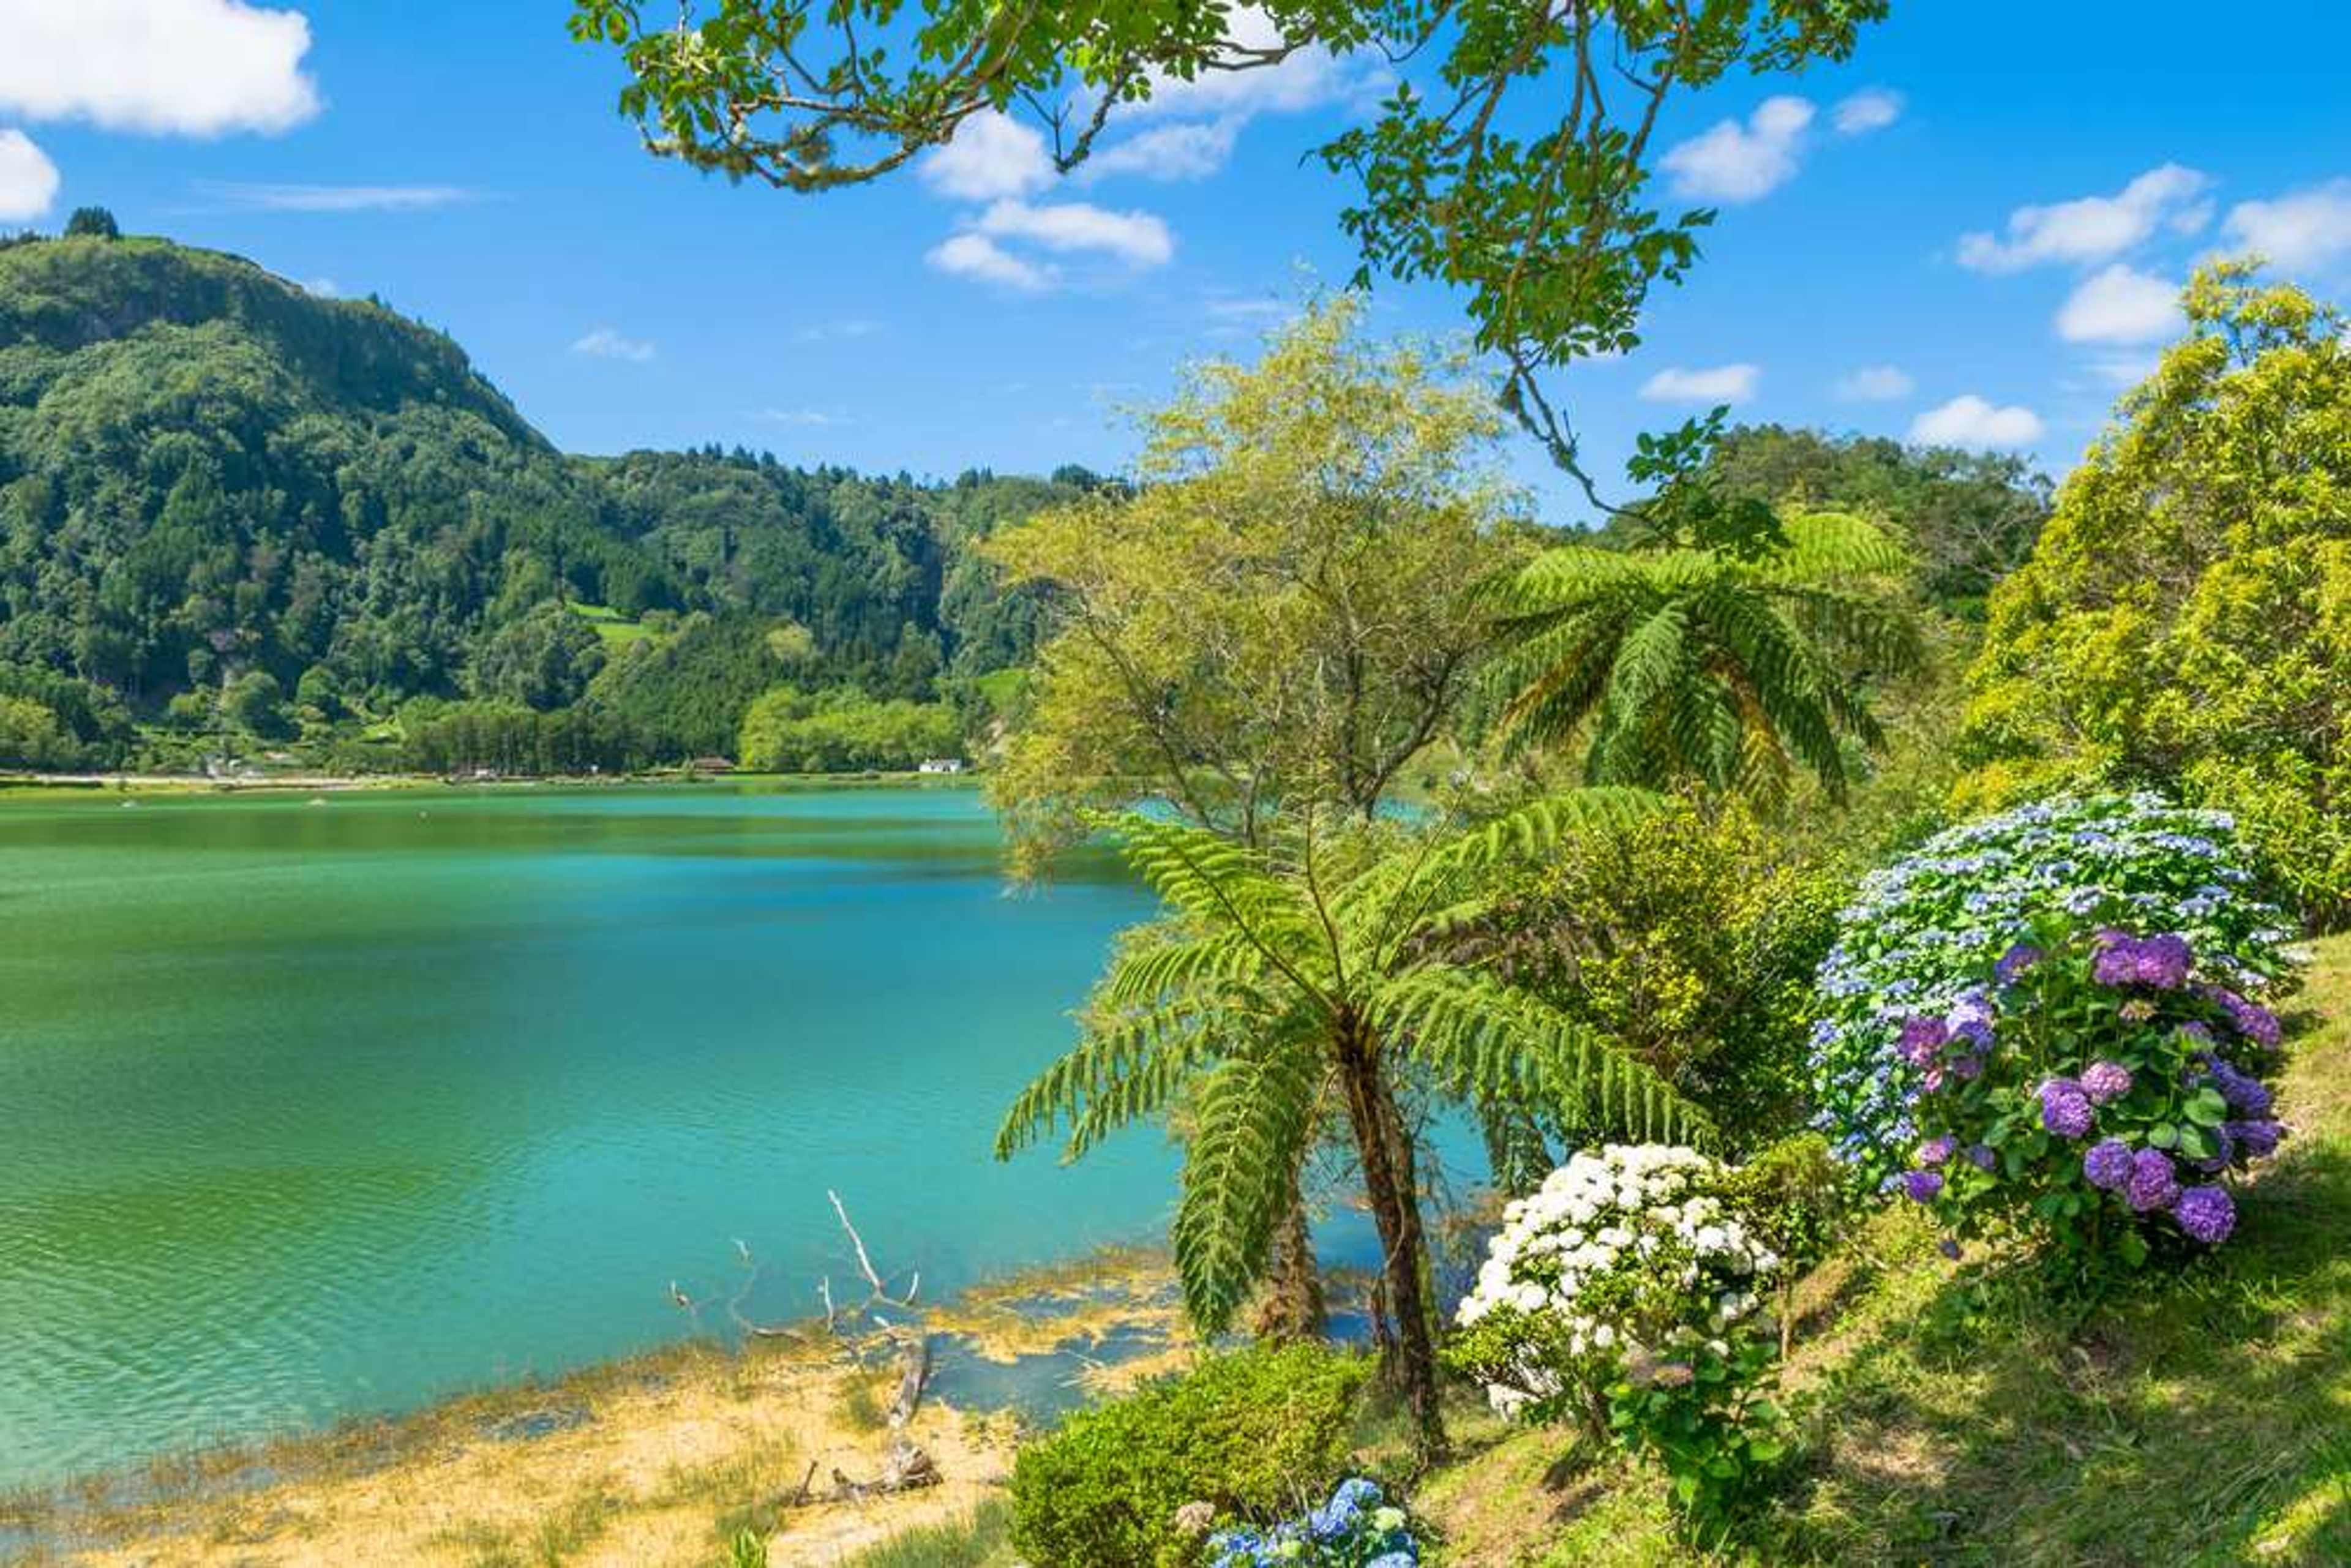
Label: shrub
xmin=1889 ymin=920 xmax=2287 ymax=1278
xmin=1007 ymin=1345 xmax=1370 ymax=1568
xmin=1447 ymin=1146 xmax=1787 ymax=1532
xmin=1469 ymin=792 xmax=1845 ymax=1149
xmin=1806 ymin=792 xmax=2294 ymax=1187
xmin=1207 ymin=1477 xmax=1424 ymax=1567
xmin=1959 ymin=265 xmax=2351 ymax=929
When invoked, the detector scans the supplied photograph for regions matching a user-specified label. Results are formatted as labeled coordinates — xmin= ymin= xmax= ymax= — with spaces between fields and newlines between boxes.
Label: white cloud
xmin=2055 ymin=263 xmax=2182 ymax=345
xmin=759 ymin=408 xmax=848 ymax=427
xmin=0 ymin=0 xmax=318 ymax=136
xmin=1662 ymin=96 xmax=1815 ymax=203
xmin=571 ymin=327 xmax=655 ymax=363
xmin=1832 ymin=88 xmax=1903 ymax=136
xmin=2224 ymin=179 xmax=2351 ymax=272
xmin=1957 ymin=163 xmax=2210 ymax=273
xmin=1638 ymin=363 xmax=1760 ymax=403
xmin=0 ymin=129 xmax=59 ymax=220
xmin=1910 ymin=394 xmax=2043 ymax=449
xmin=301 ymin=276 xmax=340 ymax=297
xmin=977 ymin=199 xmax=1174 ymax=266
xmin=926 ymin=232 xmax=1057 ymax=291
xmin=1834 ymin=364 xmax=1914 ymax=401
xmin=198 ymin=181 xmax=479 ymax=211
xmin=1076 ymin=120 xmax=1243 ymax=184
xmin=918 ymin=112 xmax=1054 ymax=201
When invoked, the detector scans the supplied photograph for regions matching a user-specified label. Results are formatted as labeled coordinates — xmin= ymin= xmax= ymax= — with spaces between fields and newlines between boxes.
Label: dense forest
xmin=0 ymin=225 xmax=1093 ymax=771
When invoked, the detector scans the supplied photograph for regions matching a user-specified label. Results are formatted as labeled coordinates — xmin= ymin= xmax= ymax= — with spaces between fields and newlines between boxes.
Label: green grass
xmin=567 ymin=601 xmax=654 ymax=647
xmin=1422 ymin=931 xmax=2351 ymax=1567
xmin=839 ymin=1498 xmax=1015 ymax=1567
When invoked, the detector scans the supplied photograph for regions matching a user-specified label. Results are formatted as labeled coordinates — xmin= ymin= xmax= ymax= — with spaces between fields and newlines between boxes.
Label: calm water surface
xmin=0 ymin=783 xmax=1172 ymax=1484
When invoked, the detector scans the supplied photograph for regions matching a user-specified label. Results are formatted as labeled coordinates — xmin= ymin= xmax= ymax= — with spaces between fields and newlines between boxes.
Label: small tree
xmin=997 ymin=791 xmax=1704 ymax=1459
xmin=64 ymin=206 xmax=119 ymax=241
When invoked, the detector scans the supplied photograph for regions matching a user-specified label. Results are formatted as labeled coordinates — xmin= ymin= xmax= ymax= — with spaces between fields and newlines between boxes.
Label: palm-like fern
xmin=1488 ymin=511 xmax=1923 ymax=800
xmin=996 ymin=788 xmax=1690 ymax=1455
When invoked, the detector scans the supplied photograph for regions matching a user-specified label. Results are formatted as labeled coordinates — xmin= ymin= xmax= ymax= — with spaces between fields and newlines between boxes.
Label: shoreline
xmin=0 ymin=1244 xmax=1188 ymax=1566
xmin=0 ymin=768 xmax=982 ymax=799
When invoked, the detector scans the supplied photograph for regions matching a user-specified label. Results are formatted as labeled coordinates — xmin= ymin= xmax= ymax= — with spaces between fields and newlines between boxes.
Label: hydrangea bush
xmin=1893 ymin=919 xmax=2287 ymax=1274
xmin=1445 ymin=1146 xmax=1787 ymax=1528
xmin=1808 ymin=793 xmax=2293 ymax=1185
xmin=1207 ymin=1478 xmax=1421 ymax=1567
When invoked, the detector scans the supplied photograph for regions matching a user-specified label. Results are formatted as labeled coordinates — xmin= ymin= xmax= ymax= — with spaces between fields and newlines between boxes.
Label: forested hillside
xmin=0 ymin=228 xmax=1090 ymax=771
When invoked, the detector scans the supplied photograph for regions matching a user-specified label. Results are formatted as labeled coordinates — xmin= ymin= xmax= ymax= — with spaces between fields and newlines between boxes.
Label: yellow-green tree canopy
xmin=1961 ymin=263 xmax=2351 ymax=927
xmin=984 ymin=294 xmax=1524 ymax=870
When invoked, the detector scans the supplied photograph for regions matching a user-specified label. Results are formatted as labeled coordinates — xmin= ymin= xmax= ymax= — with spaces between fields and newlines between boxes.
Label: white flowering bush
xmin=1445 ymin=1145 xmax=1787 ymax=1530
xmin=1807 ymin=793 xmax=2295 ymax=1187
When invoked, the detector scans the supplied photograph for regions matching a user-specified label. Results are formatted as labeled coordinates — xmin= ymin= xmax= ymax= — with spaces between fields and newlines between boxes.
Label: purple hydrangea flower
xmin=2080 ymin=1060 xmax=2134 ymax=1105
xmin=1995 ymin=942 xmax=2044 ymax=984
xmin=1899 ymin=1015 xmax=1949 ymax=1067
xmin=2195 ymin=1125 xmax=2237 ymax=1173
xmin=2039 ymin=1078 xmax=2094 ymax=1138
xmin=1902 ymin=1169 xmax=1944 ymax=1204
xmin=2206 ymin=1058 xmax=2273 ymax=1117
xmin=2206 ymin=986 xmax=2283 ymax=1047
xmin=1919 ymin=1135 xmax=1957 ymax=1167
xmin=1937 ymin=1237 xmax=1962 ymax=1261
xmin=1948 ymin=1052 xmax=1985 ymax=1081
xmin=2082 ymin=1138 xmax=2135 ymax=1191
xmin=2174 ymin=1184 xmax=2236 ymax=1244
xmin=2227 ymin=1119 xmax=2284 ymax=1159
xmin=2126 ymin=1149 xmax=2181 ymax=1213
xmin=2092 ymin=930 xmax=2194 ymax=991
xmin=1966 ymin=1142 xmax=1997 ymax=1171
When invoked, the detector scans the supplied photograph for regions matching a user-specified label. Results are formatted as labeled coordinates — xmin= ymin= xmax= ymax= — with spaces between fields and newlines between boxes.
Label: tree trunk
xmin=1252 ymin=1177 xmax=1328 ymax=1343
xmin=1333 ymin=1016 xmax=1447 ymax=1461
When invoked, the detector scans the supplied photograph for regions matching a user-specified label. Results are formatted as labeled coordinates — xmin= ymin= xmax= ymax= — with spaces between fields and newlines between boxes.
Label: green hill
xmin=0 ymin=229 xmax=1087 ymax=768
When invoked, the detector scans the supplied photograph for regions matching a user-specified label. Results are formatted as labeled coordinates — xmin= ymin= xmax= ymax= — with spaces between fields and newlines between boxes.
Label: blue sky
xmin=5 ymin=2 xmax=2350 ymax=520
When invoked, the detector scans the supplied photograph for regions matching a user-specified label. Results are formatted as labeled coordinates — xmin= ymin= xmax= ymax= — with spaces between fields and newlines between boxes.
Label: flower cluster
xmin=1447 ymin=1146 xmax=1791 ymax=1532
xmin=1895 ymin=920 xmax=2288 ymax=1271
xmin=1207 ymin=1478 xmax=1419 ymax=1568
xmin=1450 ymin=1145 xmax=1780 ymax=1420
xmin=1807 ymin=793 xmax=2292 ymax=1185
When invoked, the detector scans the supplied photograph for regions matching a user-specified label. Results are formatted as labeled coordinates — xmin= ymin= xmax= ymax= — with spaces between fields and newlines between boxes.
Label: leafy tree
xmin=1488 ymin=511 xmax=1924 ymax=801
xmin=569 ymin=0 xmax=1887 ymax=501
xmin=0 ymin=693 xmax=72 ymax=768
xmin=471 ymin=602 xmax=607 ymax=710
xmin=64 ymin=207 xmax=119 ymax=241
xmin=1690 ymin=424 xmax=2052 ymax=615
xmin=986 ymin=294 xmax=1520 ymax=869
xmin=1962 ymin=263 xmax=2351 ymax=928
xmin=997 ymin=792 xmax=1701 ymax=1458
xmin=223 ymin=669 xmax=290 ymax=737
xmin=737 ymin=684 xmax=959 ymax=771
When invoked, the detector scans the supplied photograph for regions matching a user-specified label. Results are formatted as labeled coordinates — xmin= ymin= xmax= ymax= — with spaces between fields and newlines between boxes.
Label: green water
xmin=0 ymin=783 xmax=1172 ymax=1485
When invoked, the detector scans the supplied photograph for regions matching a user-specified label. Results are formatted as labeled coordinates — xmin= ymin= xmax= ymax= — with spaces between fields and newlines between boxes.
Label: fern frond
xmin=1171 ymin=1036 xmax=1322 ymax=1336
xmin=994 ymin=999 xmax=1225 ymax=1161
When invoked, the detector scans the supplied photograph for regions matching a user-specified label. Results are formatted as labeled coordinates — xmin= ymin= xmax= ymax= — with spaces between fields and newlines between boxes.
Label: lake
xmin=0 ymin=783 xmax=1177 ymax=1486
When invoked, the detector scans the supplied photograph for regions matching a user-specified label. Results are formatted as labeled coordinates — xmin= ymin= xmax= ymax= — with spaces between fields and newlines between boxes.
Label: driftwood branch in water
xmin=828 ymin=1188 xmax=920 ymax=1308
xmin=887 ymin=1332 xmax=931 ymax=1428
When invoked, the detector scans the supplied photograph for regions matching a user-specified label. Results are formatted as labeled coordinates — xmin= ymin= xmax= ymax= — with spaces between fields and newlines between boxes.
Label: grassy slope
xmin=1420 ymin=932 xmax=2351 ymax=1567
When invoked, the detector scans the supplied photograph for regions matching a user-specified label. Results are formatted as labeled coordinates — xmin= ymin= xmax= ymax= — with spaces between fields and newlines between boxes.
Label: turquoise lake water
xmin=0 ymin=783 xmax=1178 ymax=1485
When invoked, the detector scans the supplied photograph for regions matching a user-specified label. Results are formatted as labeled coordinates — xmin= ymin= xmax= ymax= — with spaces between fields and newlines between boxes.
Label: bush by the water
xmin=1807 ymin=792 xmax=2294 ymax=1185
xmin=1894 ymin=919 xmax=2287 ymax=1276
xmin=1007 ymin=1344 xmax=1370 ymax=1568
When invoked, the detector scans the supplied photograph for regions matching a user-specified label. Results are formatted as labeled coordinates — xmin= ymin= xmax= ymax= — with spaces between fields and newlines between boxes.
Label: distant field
xmin=568 ymin=602 xmax=655 ymax=646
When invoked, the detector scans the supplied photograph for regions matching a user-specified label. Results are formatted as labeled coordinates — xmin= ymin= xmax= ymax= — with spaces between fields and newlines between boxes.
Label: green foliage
xmin=1685 ymin=423 xmax=2053 ymax=616
xmin=1962 ymin=263 xmax=2351 ymax=928
xmin=986 ymin=294 xmax=1520 ymax=871
xmin=1490 ymin=511 xmax=1925 ymax=802
xmin=0 ymin=691 xmax=72 ymax=768
xmin=722 ymin=1527 xmax=768 ymax=1568
xmin=1605 ymin=1333 xmax=1786 ymax=1540
xmin=735 ymin=684 xmax=958 ymax=772
xmin=572 ymin=1 xmax=1885 ymax=500
xmin=0 ymin=236 xmax=1087 ymax=768
xmin=1007 ymin=1345 xmax=1368 ymax=1568
xmin=1463 ymin=792 xmax=1845 ymax=1148
xmin=841 ymin=1500 xmax=1011 ymax=1568
xmin=223 ymin=668 xmax=289 ymax=737
xmin=63 ymin=208 xmax=120 ymax=241
xmin=400 ymin=700 xmax=648 ymax=776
